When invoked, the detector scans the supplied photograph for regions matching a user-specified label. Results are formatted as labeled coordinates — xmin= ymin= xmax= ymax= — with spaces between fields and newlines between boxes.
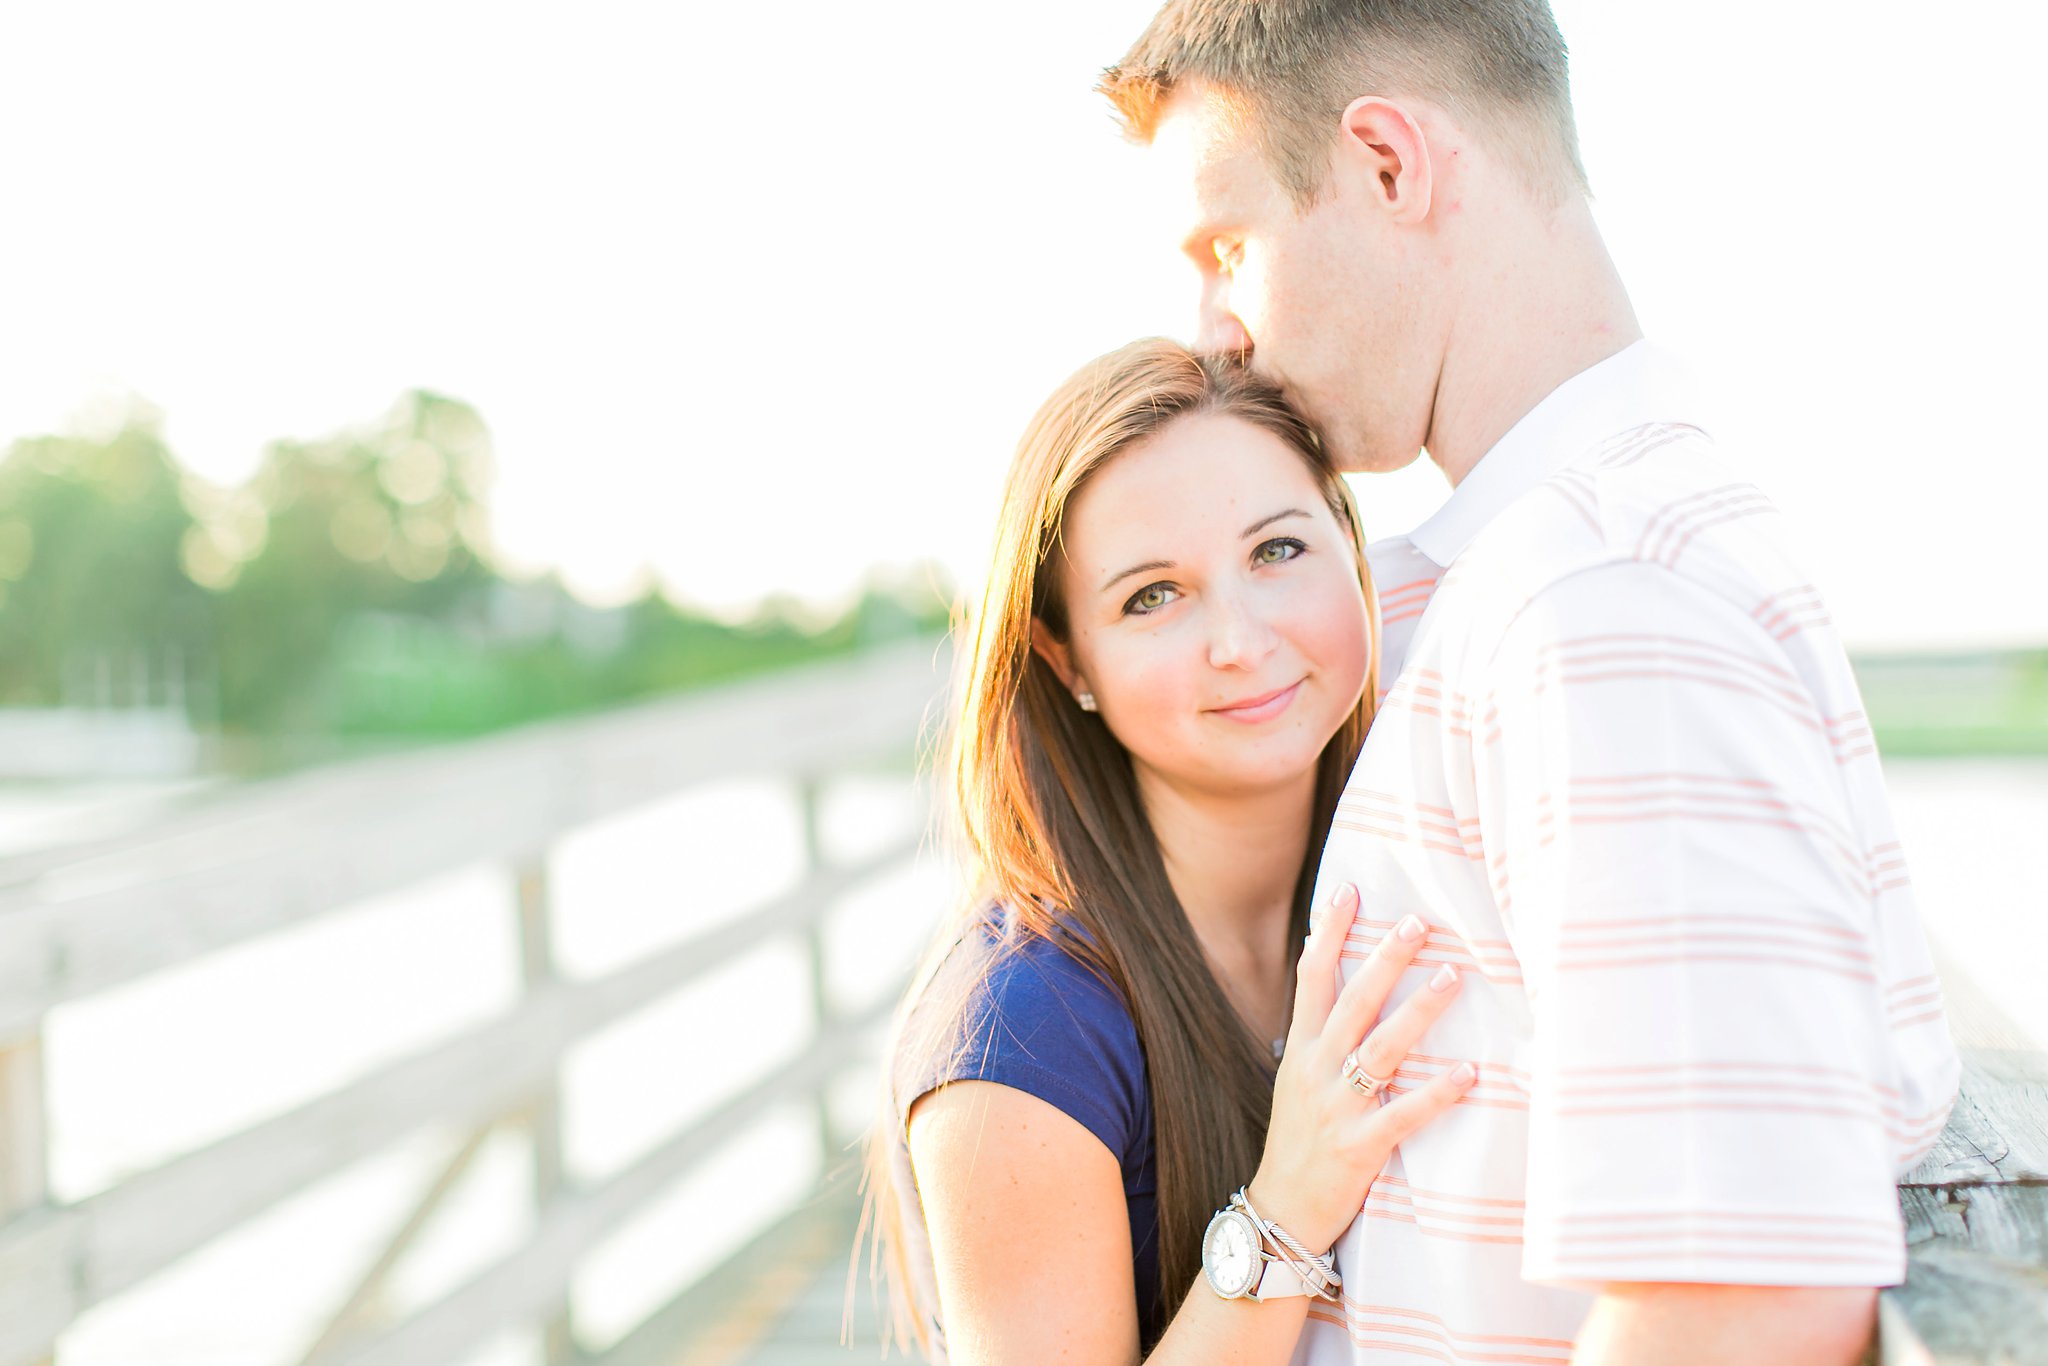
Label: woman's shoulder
xmin=979 ymin=909 xmax=1129 ymax=1018
xmin=895 ymin=905 xmax=1148 ymax=1155
xmin=916 ymin=906 xmax=1135 ymax=1055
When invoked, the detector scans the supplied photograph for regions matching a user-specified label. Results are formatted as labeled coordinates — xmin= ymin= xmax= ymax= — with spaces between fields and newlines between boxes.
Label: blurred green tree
xmin=0 ymin=411 xmax=213 ymax=708
xmin=213 ymin=390 xmax=497 ymax=731
xmin=0 ymin=389 xmax=953 ymax=764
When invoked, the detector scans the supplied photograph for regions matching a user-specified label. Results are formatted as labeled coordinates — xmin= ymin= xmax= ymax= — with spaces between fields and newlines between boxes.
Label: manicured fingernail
xmin=1331 ymin=883 xmax=1358 ymax=911
xmin=1397 ymin=915 xmax=1426 ymax=942
xmin=1451 ymin=1062 xmax=1477 ymax=1086
xmin=1429 ymin=964 xmax=1459 ymax=992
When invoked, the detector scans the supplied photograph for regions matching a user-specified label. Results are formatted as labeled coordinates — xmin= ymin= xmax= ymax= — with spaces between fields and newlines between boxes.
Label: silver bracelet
xmin=1232 ymin=1187 xmax=1342 ymax=1301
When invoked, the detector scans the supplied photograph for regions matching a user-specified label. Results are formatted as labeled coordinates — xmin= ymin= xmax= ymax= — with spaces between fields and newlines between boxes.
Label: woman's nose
xmin=1207 ymin=595 xmax=1279 ymax=670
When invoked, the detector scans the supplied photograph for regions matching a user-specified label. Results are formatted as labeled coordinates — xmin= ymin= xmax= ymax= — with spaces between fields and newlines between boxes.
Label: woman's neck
xmin=1136 ymin=765 xmax=1318 ymax=1044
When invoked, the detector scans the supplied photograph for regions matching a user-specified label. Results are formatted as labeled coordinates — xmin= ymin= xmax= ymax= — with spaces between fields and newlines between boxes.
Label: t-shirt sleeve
xmin=901 ymin=934 xmax=1146 ymax=1169
xmin=1475 ymin=560 xmax=1912 ymax=1289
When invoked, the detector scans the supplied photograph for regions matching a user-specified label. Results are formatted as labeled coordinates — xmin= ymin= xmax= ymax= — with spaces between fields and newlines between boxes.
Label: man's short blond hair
xmin=1100 ymin=0 xmax=1588 ymax=206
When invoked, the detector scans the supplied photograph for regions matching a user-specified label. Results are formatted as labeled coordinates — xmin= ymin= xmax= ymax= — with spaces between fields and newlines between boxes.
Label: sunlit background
xmin=6 ymin=1 xmax=2045 ymax=644
xmin=0 ymin=2 xmax=2042 ymax=1363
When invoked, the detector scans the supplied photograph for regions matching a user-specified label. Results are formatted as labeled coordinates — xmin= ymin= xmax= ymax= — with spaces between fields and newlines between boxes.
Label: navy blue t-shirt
xmin=893 ymin=914 xmax=1163 ymax=1351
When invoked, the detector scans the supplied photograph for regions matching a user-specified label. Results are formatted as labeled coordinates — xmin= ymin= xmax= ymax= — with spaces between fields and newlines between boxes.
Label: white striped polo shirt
xmin=1300 ymin=342 xmax=1961 ymax=1364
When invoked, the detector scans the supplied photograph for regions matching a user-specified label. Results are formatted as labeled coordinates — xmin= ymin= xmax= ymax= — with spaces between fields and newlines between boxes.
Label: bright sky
xmin=1 ymin=2 xmax=2040 ymax=648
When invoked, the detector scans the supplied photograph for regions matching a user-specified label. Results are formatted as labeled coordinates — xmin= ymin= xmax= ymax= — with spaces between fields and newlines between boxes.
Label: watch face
xmin=1202 ymin=1209 xmax=1259 ymax=1298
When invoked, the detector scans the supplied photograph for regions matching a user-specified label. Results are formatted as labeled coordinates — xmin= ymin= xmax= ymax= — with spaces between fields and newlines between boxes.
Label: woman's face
xmin=1039 ymin=412 xmax=1371 ymax=801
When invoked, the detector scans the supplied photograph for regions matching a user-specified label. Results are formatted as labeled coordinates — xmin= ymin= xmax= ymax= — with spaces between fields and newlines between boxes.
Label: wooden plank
xmin=0 ymin=839 xmax=913 ymax=1366
xmin=1887 ymin=1236 xmax=2048 ymax=1365
xmin=1886 ymin=1013 xmax=2048 ymax=1366
xmin=0 ymin=1031 xmax=53 ymax=1366
xmin=1905 ymin=1050 xmax=2048 ymax=1189
xmin=1888 ymin=1053 xmax=2048 ymax=1360
xmin=316 ymin=999 xmax=901 ymax=1366
xmin=514 ymin=853 xmax=576 ymax=1366
xmin=0 ymin=1039 xmax=48 ymax=1217
xmin=795 ymin=779 xmax=838 ymax=1166
xmin=0 ymin=1209 xmax=75 ymax=1366
xmin=0 ymin=640 xmax=947 ymax=1046
xmin=591 ymin=1181 xmax=863 ymax=1366
xmin=294 ymin=1123 xmax=499 ymax=1366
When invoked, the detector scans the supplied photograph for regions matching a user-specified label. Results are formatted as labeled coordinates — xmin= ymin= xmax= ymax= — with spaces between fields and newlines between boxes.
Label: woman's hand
xmin=1245 ymin=883 xmax=1477 ymax=1255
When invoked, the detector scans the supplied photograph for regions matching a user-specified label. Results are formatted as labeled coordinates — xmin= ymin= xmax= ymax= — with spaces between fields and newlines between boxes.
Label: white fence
xmin=0 ymin=640 xmax=951 ymax=1366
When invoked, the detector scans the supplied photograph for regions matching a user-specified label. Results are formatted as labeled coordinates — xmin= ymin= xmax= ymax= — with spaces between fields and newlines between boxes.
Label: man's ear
xmin=1029 ymin=619 xmax=1084 ymax=697
xmin=1336 ymin=96 xmax=1433 ymax=224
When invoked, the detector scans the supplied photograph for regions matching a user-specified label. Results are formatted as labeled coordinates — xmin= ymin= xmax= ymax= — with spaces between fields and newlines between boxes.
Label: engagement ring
xmin=1340 ymin=1048 xmax=1389 ymax=1097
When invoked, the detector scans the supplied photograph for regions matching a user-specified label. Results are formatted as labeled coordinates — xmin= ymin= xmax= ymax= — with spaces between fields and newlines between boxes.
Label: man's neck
xmin=1425 ymin=197 xmax=1643 ymax=487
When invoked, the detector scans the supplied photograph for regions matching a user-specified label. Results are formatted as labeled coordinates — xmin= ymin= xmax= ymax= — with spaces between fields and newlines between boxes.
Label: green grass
xmin=1856 ymin=651 xmax=2048 ymax=759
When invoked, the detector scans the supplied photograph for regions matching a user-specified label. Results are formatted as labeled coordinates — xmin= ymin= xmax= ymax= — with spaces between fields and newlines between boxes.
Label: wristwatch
xmin=1201 ymin=1204 xmax=1313 ymax=1300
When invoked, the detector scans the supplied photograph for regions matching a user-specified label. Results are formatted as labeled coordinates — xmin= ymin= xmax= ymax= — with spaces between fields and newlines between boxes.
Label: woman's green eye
xmin=1256 ymin=537 xmax=1306 ymax=565
xmin=1125 ymin=583 xmax=1178 ymax=615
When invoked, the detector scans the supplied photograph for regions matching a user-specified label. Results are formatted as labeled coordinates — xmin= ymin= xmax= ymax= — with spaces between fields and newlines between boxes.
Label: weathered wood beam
xmin=294 ymin=1121 xmax=500 ymax=1366
xmin=316 ymin=993 xmax=902 ymax=1366
xmin=0 ymin=640 xmax=945 ymax=1047
xmin=514 ymin=851 xmax=577 ymax=1366
xmin=1884 ymin=969 xmax=2048 ymax=1365
xmin=0 ymin=1208 xmax=68 ymax=1366
xmin=0 ymin=838 xmax=913 ymax=1366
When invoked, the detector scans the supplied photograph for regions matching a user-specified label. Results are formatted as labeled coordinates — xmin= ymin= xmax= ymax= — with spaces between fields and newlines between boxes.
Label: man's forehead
xmin=1146 ymin=84 xmax=1265 ymax=224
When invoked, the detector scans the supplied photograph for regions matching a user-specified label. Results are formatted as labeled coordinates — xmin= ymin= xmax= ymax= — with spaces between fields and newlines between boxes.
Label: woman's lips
xmin=1209 ymin=678 xmax=1304 ymax=723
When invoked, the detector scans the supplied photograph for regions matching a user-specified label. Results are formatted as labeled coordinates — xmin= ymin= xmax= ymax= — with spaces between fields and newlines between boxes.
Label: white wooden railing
xmin=0 ymin=638 xmax=951 ymax=1366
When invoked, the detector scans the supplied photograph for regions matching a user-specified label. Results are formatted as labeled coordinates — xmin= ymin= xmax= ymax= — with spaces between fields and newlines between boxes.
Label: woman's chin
xmin=1154 ymin=739 xmax=1332 ymax=802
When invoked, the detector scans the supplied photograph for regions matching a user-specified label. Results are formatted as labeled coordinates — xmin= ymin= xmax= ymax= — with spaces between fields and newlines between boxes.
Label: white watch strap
xmin=1251 ymin=1253 xmax=1310 ymax=1300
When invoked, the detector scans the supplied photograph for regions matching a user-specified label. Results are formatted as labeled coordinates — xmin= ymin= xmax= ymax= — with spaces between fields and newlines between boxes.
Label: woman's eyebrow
xmin=1098 ymin=510 xmax=1313 ymax=593
xmin=1243 ymin=508 xmax=1311 ymax=538
xmin=1100 ymin=558 xmax=1175 ymax=594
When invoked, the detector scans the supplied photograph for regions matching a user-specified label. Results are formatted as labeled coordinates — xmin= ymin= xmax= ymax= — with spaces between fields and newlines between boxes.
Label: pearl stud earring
xmin=1077 ymin=691 xmax=1098 ymax=712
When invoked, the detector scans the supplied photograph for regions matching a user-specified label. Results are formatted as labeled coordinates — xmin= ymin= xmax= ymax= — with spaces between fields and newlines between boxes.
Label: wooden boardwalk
xmin=676 ymin=1182 xmax=878 ymax=1366
xmin=742 ymin=1257 xmax=879 ymax=1366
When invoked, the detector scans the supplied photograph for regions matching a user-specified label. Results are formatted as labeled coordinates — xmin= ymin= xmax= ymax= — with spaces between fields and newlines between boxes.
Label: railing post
xmin=1 ymin=1034 xmax=55 ymax=1366
xmin=516 ymin=852 xmax=577 ymax=1366
xmin=797 ymin=778 xmax=840 ymax=1168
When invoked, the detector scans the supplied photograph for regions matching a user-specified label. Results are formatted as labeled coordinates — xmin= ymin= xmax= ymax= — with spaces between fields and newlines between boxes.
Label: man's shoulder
xmin=1449 ymin=423 xmax=1813 ymax=648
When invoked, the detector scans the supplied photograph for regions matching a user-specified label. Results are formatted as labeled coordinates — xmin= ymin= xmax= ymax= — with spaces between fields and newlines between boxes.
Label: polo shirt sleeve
xmin=1474 ymin=560 xmax=1910 ymax=1289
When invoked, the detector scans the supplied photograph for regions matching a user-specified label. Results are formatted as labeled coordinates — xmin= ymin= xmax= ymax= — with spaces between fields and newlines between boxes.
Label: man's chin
xmin=1329 ymin=437 xmax=1428 ymax=477
xmin=1242 ymin=368 xmax=1425 ymax=475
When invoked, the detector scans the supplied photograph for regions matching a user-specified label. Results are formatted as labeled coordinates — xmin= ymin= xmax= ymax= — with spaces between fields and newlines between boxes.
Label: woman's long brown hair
xmin=857 ymin=338 xmax=1379 ymax=1352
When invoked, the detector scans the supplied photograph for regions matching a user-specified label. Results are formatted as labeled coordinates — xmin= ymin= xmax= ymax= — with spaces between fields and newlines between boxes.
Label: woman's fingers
xmin=1290 ymin=883 xmax=1359 ymax=1034
xmin=1345 ymin=960 xmax=1465 ymax=1085
xmin=1318 ymin=912 xmax=1433 ymax=1065
xmin=1362 ymin=1059 xmax=1478 ymax=1146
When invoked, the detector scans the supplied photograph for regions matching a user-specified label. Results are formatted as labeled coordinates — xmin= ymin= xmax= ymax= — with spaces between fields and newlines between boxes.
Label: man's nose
xmin=1195 ymin=280 xmax=1253 ymax=359
xmin=1208 ymin=594 xmax=1278 ymax=670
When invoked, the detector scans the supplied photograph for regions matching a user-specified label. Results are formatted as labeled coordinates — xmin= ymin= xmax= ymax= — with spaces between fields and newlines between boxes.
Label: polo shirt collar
xmin=1405 ymin=340 xmax=1703 ymax=570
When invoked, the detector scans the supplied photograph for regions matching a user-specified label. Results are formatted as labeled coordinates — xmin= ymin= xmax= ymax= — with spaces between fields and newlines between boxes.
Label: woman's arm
xmin=908 ymin=885 xmax=1478 ymax=1365
xmin=911 ymin=1080 xmax=1187 ymax=1365
xmin=912 ymin=1079 xmax=1314 ymax=1366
